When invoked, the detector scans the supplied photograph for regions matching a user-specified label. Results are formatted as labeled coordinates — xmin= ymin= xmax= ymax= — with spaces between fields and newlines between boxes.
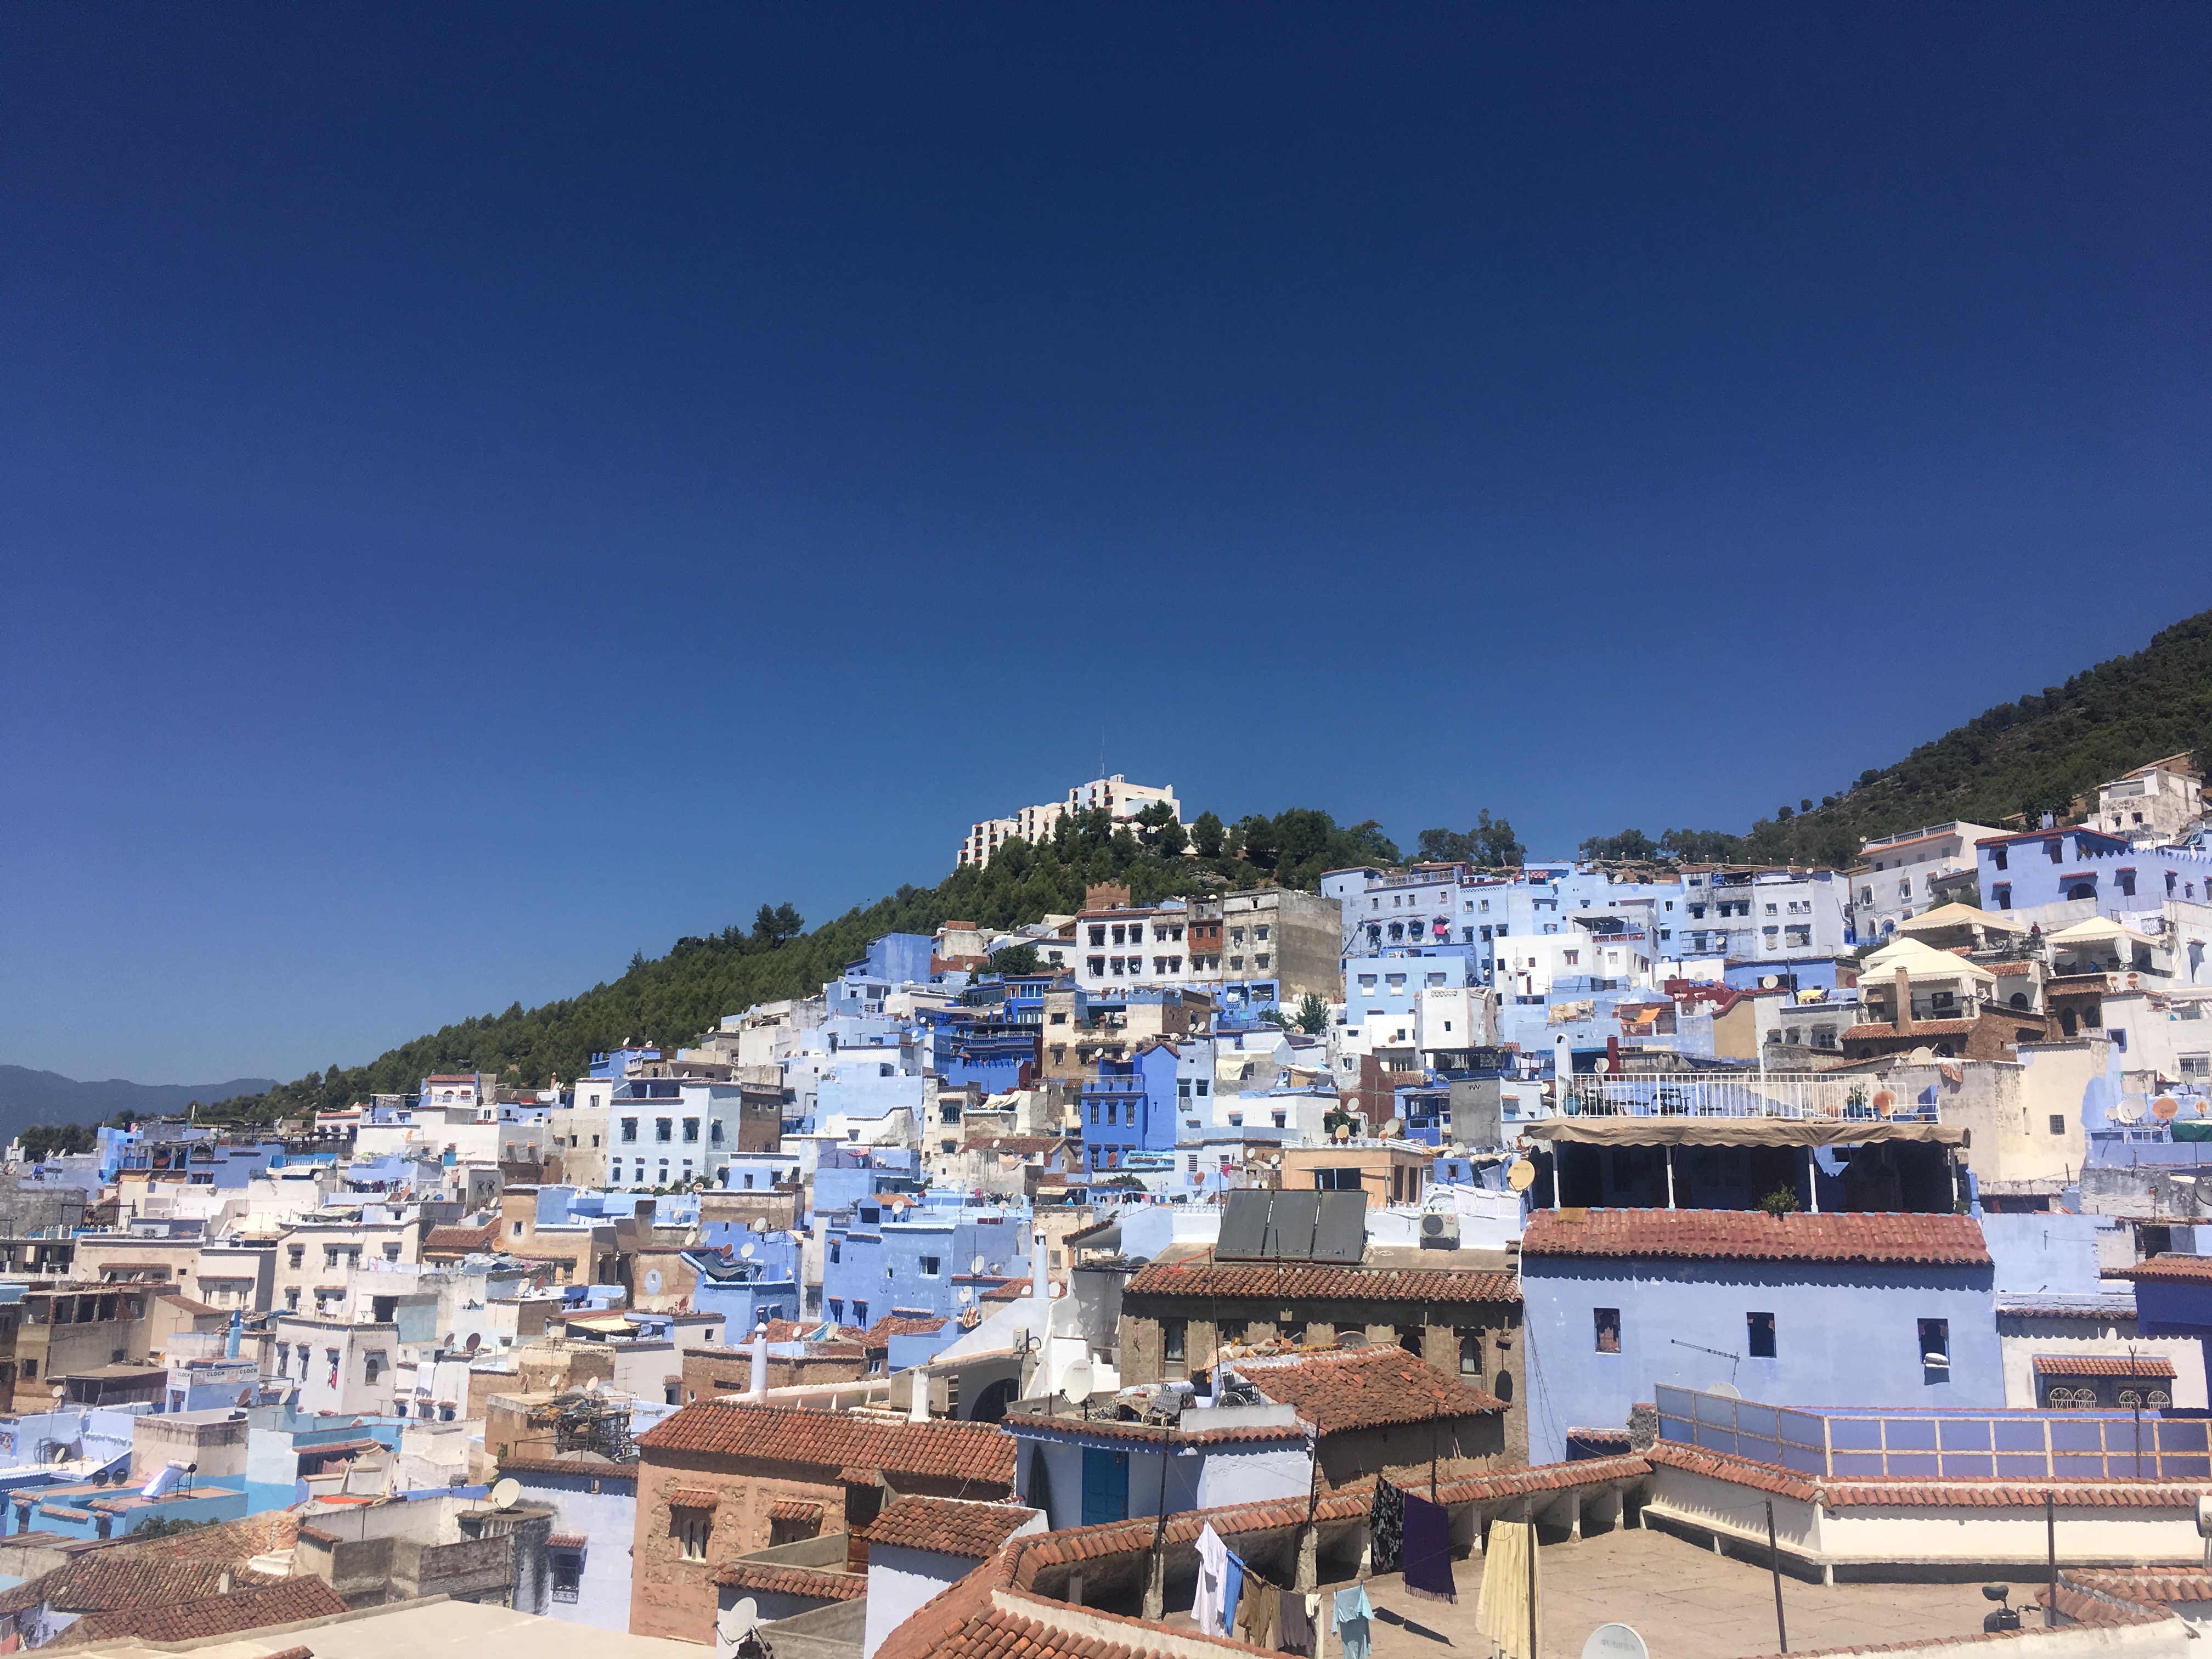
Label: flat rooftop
xmin=1165 ymin=1528 xmax=1999 ymax=1659
xmin=61 ymin=1596 xmax=704 ymax=1659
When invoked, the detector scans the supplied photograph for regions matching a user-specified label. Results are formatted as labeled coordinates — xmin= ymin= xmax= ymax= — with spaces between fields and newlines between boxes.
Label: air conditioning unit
xmin=1419 ymin=1212 xmax=1459 ymax=1248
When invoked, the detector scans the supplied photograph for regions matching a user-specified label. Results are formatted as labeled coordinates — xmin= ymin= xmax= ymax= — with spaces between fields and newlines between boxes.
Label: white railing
xmin=1560 ymin=1073 xmax=1932 ymax=1122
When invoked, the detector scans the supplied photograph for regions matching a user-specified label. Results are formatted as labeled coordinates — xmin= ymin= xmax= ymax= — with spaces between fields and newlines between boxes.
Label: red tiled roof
xmin=768 ymin=1500 xmax=823 ymax=1522
xmin=546 ymin=1533 xmax=588 ymax=1549
xmin=1233 ymin=1346 xmax=1505 ymax=1430
xmin=639 ymin=1400 xmax=1017 ymax=1487
xmin=862 ymin=1313 xmax=949 ymax=1349
xmin=2032 ymin=1355 xmax=2175 ymax=1378
xmin=861 ymin=1497 xmax=1040 ymax=1558
xmin=501 ymin=1455 xmax=638 ymax=1481
xmin=1649 ymin=1442 xmax=2212 ymax=1510
xmin=1002 ymin=1411 xmax=1308 ymax=1451
xmin=1990 ymin=961 xmax=2034 ymax=976
xmin=1841 ymin=1018 xmax=1981 ymax=1039
xmin=2121 ymin=1255 xmax=2212 ymax=1283
xmin=0 ymin=1512 xmax=302 ymax=1620
xmin=1124 ymin=1261 xmax=1520 ymax=1304
xmin=50 ymin=1577 xmax=349 ymax=1647
xmin=708 ymin=1562 xmax=866 ymax=1601
xmin=1522 ymin=1208 xmax=1991 ymax=1267
xmin=2066 ymin=1569 xmax=2212 ymax=1605
xmin=424 ymin=1224 xmax=496 ymax=1253
xmin=669 ymin=1488 xmax=720 ymax=1509
xmin=980 ymin=1279 xmax=1032 ymax=1301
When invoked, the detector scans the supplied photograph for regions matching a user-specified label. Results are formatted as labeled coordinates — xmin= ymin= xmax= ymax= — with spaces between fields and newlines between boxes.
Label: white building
xmin=2096 ymin=758 xmax=2204 ymax=845
xmin=956 ymin=775 xmax=1183 ymax=869
xmin=1852 ymin=821 xmax=2008 ymax=939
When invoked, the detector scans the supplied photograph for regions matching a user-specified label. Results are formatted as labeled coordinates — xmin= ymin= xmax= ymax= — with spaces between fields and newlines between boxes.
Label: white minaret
xmin=1032 ymin=1228 xmax=1048 ymax=1304
xmin=748 ymin=1321 xmax=769 ymax=1402
xmin=909 ymin=1372 xmax=930 ymax=1423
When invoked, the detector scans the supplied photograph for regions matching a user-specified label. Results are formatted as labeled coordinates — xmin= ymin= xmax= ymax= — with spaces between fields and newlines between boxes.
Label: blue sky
xmin=4 ymin=5 xmax=2208 ymax=1084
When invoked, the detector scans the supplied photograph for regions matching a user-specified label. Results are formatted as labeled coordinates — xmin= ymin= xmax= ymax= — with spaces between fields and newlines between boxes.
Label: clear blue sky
xmin=4 ymin=5 xmax=2208 ymax=1085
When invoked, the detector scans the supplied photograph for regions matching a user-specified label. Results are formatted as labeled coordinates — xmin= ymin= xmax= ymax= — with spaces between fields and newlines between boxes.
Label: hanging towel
xmin=1475 ymin=1519 xmax=1538 ymax=1659
xmin=1194 ymin=1524 xmax=1231 ymax=1639
xmin=1235 ymin=1572 xmax=1279 ymax=1650
xmin=1332 ymin=1585 xmax=1373 ymax=1659
xmin=1220 ymin=1550 xmax=1246 ymax=1638
xmin=1278 ymin=1586 xmax=1314 ymax=1657
xmin=1401 ymin=1492 xmax=1456 ymax=1605
xmin=1367 ymin=1479 xmax=1404 ymax=1573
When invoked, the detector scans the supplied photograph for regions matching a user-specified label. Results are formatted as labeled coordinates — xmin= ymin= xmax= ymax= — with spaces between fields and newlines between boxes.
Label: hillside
xmin=0 ymin=1066 xmax=279 ymax=1141
xmin=109 ymin=610 xmax=2212 ymax=1128
xmin=192 ymin=806 xmax=1399 ymax=1121
xmin=1735 ymin=610 xmax=2212 ymax=867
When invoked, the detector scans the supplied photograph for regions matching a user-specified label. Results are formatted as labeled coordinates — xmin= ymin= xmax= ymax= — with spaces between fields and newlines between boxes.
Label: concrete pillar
xmin=1143 ymin=1550 xmax=1166 ymax=1619
xmin=1068 ymin=1570 xmax=1084 ymax=1607
xmin=1894 ymin=967 xmax=1915 ymax=1036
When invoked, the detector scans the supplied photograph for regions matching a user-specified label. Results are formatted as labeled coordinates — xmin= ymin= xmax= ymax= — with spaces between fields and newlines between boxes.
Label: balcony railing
xmin=1561 ymin=1073 xmax=1933 ymax=1121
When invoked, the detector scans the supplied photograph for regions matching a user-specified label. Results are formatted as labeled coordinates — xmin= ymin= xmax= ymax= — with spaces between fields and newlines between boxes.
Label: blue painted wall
xmin=1521 ymin=1254 xmax=2002 ymax=1464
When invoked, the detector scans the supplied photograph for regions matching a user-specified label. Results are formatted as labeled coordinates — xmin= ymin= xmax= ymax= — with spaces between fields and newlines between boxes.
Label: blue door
xmin=1080 ymin=1447 xmax=1128 ymax=1524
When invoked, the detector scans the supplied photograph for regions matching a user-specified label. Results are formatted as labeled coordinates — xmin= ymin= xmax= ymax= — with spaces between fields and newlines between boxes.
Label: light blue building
xmin=1519 ymin=1208 xmax=2002 ymax=1464
xmin=1978 ymin=825 xmax=2212 ymax=915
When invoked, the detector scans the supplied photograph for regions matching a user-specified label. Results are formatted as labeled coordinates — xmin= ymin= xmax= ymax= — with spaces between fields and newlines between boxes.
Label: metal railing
xmin=1560 ymin=1073 xmax=1932 ymax=1121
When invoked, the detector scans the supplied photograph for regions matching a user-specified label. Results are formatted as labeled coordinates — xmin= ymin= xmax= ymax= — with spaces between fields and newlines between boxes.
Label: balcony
xmin=1561 ymin=1073 xmax=1937 ymax=1122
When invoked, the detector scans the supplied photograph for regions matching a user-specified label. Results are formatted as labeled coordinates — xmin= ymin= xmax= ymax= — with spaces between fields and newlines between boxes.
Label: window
xmin=1993 ymin=883 xmax=2012 ymax=910
xmin=681 ymin=1118 xmax=698 ymax=1143
xmin=1747 ymin=1312 xmax=1775 ymax=1358
xmin=287 ymin=1245 xmax=304 ymax=1268
xmin=1395 ymin=1324 xmax=1423 ymax=1357
xmin=677 ymin=1510 xmax=713 ymax=1561
xmin=1163 ymin=1318 xmax=1187 ymax=1377
xmin=1313 ymin=1168 xmax=1363 ymax=1191
xmin=1594 ymin=1308 xmax=1621 ymax=1353
xmin=920 ymin=1256 xmax=940 ymax=1277
xmin=1919 ymin=1318 xmax=1950 ymax=1372
xmin=620 ymin=1118 xmax=638 ymax=1143
xmin=1457 ymin=1330 xmax=1484 ymax=1376
xmin=551 ymin=1551 xmax=582 ymax=1602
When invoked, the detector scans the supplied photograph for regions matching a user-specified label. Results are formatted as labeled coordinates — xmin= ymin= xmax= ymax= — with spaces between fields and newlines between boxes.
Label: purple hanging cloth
xmin=1401 ymin=1491 xmax=1457 ymax=1605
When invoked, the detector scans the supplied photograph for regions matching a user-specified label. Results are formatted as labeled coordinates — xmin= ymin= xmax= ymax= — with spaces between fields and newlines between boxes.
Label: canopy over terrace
xmin=1521 ymin=1111 xmax=1966 ymax=1214
xmin=1897 ymin=903 xmax=2028 ymax=938
xmin=1860 ymin=935 xmax=2000 ymax=984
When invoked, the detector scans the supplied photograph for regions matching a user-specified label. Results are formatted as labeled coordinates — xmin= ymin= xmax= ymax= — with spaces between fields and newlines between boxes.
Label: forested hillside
xmin=144 ymin=611 xmax=2212 ymax=1127
xmin=195 ymin=806 xmax=1402 ymax=1120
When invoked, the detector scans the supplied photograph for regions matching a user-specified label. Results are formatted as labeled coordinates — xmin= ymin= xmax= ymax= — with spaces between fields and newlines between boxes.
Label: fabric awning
xmin=1860 ymin=936 xmax=1998 ymax=984
xmin=1522 ymin=1118 xmax=1967 ymax=1149
xmin=1897 ymin=904 xmax=2027 ymax=936
xmin=2047 ymin=917 xmax=2161 ymax=949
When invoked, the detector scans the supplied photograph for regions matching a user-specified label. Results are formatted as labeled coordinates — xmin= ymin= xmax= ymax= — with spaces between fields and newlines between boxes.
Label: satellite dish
xmin=2154 ymin=1096 xmax=2181 ymax=1122
xmin=718 ymin=1596 xmax=760 ymax=1642
xmin=2114 ymin=1101 xmax=2146 ymax=1124
xmin=957 ymin=1286 xmax=973 ymax=1304
xmin=740 ymin=1242 xmax=756 ymax=1259
xmin=491 ymin=1477 xmax=522 ymax=1510
xmin=971 ymin=1254 xmax=986 ymax=1274
xmin=1050 ymin=1282 xmax=1065 ymax=1298
xmin=49 ymin=1386 xmax=64 ymax=1403
xmin=1506 ymin=1160 xmax=1536 ymax=1193
xmin=1871 ymin=1090 xmax=1896 ymax=1119
xmin=644 ymin=1268 xmax=663 ymax=1294
xmin=1760 ymin=977 xmax=1778 ymax=990
xmin=465 ymin=1332 xmax=481 ymax=1353
xmin=1708 ymin=1382 xmax=1741 ymax=1399
xmin=1582 ymin=1623 xmax=1650 ymax=1659
xmin=1062 ymin=1358 xmax=1094 ymax=1403
xmin=1593 ymin=1058 xmax=1610 ymax=1074
xmin=752 ymin=1218 xmax=769 ymax=1233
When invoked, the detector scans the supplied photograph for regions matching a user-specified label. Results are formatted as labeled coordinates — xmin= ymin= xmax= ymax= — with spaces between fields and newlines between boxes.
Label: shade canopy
xmin=1860 ymin=935 xmax=1999 ymax=984
xmin=1897 ymin=903 xmax=2026 ymax=936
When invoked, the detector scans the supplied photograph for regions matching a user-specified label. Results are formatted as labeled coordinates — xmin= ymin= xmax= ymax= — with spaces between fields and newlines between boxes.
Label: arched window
xmin=2067 ymin=883 xmax=2096 ymax=901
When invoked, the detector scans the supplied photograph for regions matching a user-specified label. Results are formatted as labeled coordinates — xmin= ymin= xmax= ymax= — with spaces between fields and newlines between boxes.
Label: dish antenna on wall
xmin=752 ymin=1218 xmax=769 ymax=1233
xmin=490 ymin=1477 xmax=522 ymax=1510
xmin=739 ymin=1242 xmax=755 ymax=1259
xmin=957 ymin=1286 xmax=973 ymax=1304
xmin=2113 ymin=1101 xmax=2146 ymax=1125
xmin=1062 ymin=1357 xmax=1094 ymax=1405
xmin=972 ymin=1254 xmax=988 ymax=1274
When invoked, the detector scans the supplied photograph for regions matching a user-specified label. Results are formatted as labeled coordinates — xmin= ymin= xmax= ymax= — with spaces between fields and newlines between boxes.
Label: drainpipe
xmin=747 ymin=1321 xmax=769 ymax=1402
xmin=1894 ymin=968 xmax=1915 ymax=1037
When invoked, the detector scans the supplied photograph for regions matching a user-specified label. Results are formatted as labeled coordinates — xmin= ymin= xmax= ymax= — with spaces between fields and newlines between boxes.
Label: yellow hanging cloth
xmin=1475 ymin=1517 xmax=1537 ymax=1659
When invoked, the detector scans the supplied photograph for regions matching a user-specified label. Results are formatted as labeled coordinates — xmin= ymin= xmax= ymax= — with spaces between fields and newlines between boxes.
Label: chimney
xmin=747 ymin=1321 xmax=769 ymax=1402
xmin=1893 ymin=967 xmax=1914 ymax=1036
xmin=1032 ymin=1228 xmax=1049 ymax=1305
xmin=909 ymin=1373 xmax=930 ymax=1424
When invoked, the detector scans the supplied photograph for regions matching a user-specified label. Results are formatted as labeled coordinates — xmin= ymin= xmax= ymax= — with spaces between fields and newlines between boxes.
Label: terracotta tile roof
xmin=1650 ymin=1442 xmax=2212 ymax=1510
xmin=424 ymin=1224 xmax=496 ymax=1253
xmin=49 ymin=1576 xmax=349 ymax=1646
xmin=639 ymin=1400 xmax=1017 ymax=1488
xmin=1232 ymin=1346 xmax=1505 ymax=1430
xmin=709 ymin=1562 xmax=866 ymax=1601
xmin=1001 ymin=1411 xmax=1309 ymax=1451
xmin=2066 ymin=1568 xmax=2212 ymax=1604
xmin=1522 ymin=1208 xmax=1991 ymax=1267
xmin=980 ymin=1279 xmax=1031 ymax=1301
xmin=1841 ymin=1018 xmax=1982 ymax=1039
xmin=2120 ymin=1255 xmax=2212 ymax=1283
xmin=861 ymin=1497 xmax=1040 ymax=1558
xmin=1124 ymin=1260 xmax=1520 ymax=1304
xmin=1990 ymin=961 xmax=2034 ymax=976
xmin=669 ymin=1488 xmax=720 ymax=1509
xmin=2032 ymin=1355 xmax=2175 ymax=1378
xmin=862 ymin=1312 xmax=950 ymax=1349
xmin=0 ymin=1510 xmax=302 ymax=1620
xmin=501 ymin=1455 xmax=637 ymax=1481
xmin=767 ymin=1500 xmax=823 ymax=1522
xmin=546 ymin=1533 xmax=589 ymax=1549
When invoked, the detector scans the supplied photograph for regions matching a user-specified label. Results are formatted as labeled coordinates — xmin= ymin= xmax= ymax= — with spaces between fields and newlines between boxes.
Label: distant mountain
xmin=0 ymin=1065 xmax=279 ymax=1140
